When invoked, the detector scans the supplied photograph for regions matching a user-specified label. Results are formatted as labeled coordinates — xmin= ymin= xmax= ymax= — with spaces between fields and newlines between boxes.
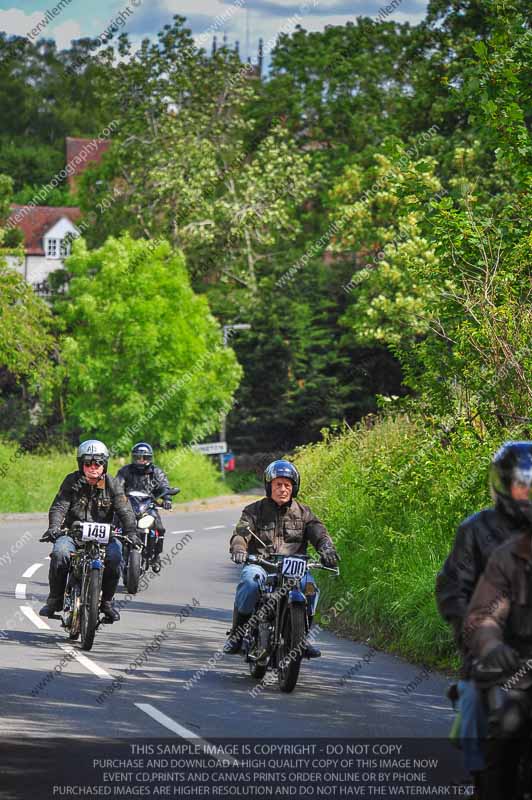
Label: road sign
xmin=192 ymin=442 xmax=227 ymax=455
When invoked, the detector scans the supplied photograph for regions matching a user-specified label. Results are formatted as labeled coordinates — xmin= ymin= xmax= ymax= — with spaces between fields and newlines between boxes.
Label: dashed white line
xmin=15 ymin=583 xmax=26 ymax=599
xmin=169 ymin=529 xmax=195 ymax=535
xmin=58 ymin=644 xmax=112 ymax=679
xmin=20 ymin=605 xmax=50 ymax=630
xmin=203 ymin=525 xmax=225 ymax=530
xmin=22 ymin=563 xmax=43 ymax=578
xmin=135 ymin=704 xmax=239 ymax=764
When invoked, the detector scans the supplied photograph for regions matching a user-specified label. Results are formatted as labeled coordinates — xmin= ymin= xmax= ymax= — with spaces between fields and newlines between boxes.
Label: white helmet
xmin=77 ymin=439 xmax=109 ymax=472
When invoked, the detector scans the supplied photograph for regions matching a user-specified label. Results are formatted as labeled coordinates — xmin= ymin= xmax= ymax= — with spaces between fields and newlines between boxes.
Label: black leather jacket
xmin=436 ymin=504 xmax=526 ymax=652
xmin=48 ymin=472 xmax=136 ymax=535
xmin=116 ymin=463 xmax=171 ymax=500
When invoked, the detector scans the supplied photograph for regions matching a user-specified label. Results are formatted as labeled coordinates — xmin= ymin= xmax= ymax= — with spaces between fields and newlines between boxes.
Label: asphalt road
xmin=0 ymin=500 xmax=468 ymax=797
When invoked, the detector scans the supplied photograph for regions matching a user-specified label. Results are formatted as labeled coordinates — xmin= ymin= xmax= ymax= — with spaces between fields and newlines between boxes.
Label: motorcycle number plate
xmin=81 ymin=522 xmax=111 ymax=544
xmin=281 ymin=556 xmax=307 ymax=579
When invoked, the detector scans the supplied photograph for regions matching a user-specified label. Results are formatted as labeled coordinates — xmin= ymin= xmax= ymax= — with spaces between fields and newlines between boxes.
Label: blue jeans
xmin=50 ymin=535 xmax=123 ymax=601
xmin=458 ymin=679 xmax=487 ymax=773
xmin=235 ymin=564 xmax=319 ymax=616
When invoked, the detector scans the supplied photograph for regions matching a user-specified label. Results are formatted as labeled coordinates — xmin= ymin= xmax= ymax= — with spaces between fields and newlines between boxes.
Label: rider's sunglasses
xmin=82 ymin=457 xmax=106 ymax=467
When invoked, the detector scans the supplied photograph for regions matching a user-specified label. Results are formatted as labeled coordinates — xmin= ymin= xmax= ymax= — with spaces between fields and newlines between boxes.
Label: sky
xmin=1 ymin=0 xmax=428 ymax=65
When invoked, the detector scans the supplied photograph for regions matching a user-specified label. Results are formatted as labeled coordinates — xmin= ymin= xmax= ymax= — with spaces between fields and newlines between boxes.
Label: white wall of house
xmin=5 ymin=253 xmax=68 ymax=284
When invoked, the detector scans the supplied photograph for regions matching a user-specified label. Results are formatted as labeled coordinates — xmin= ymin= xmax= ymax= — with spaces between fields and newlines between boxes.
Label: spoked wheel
xmin=277 ymin=604 xmax=306 ymax=693
xmin=126 ymin=549 xmax=141 ymax=594
xmin=80 ymin=569 xmax=102 ymax=651
xmin=68 ymin=584 xmax=81 ymax=640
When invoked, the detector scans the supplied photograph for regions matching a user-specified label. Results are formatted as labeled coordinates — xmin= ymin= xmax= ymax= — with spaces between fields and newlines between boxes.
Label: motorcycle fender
xmin=288 ymin=589 xmax=306 ymax=606
xmin=91 ymin=558 xmax=104 ymax=569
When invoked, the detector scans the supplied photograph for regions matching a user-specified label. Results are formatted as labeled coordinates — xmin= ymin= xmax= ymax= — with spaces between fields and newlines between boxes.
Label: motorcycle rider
xmin=435 ymin=441 xmax=529 ymax=782
xmin=464 ymin=441 xmax=532 ymax=800
xmin=224 ymin=459 xmax=339 ymax=657
xmin=39 ymin=440 xmax=138 ymax=622
xmin=116 ymin=442 xmax=173 ymax=569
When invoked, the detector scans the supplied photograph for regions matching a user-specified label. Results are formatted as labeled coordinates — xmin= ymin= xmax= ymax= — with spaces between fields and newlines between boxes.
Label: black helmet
xmin=264 ymin=460 xmax=300 ymax=498
xmin=77 ymin=439 xmax=109 ymax=473
xmin=490 ymin=441 xmax=532 ymax=524
xmin=131 ymin=442 xmax=154 ymax=472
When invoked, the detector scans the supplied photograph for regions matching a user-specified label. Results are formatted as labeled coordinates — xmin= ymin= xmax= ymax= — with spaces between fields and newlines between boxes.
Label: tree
xmin=55 ymin=235 xmax=242 ymax=447
xmin=0 ymin=174 xmax=55 ymax=387
xmin=77 ymin=18 xmax=313 ymax=292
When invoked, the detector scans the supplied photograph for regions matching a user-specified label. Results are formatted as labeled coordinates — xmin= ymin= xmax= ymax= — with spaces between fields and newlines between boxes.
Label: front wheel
xmin=126 ymin=549 xmax=141 ymax=594
xmin=80 ymin=569 xmax=102 ymax=651
xmin=277 ymin=604 xmax=306 ymax=693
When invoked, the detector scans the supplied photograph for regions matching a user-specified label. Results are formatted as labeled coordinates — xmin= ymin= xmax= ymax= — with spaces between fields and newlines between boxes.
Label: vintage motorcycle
xmin=471 ymin=657 xmax=532 ymax=798
xmin=40 ymin=520 xmax=117 ymax=651
xmin=121 ymin=487 xmax=179 ymax=593
xmin=241 ymin=551 xmax=339 ymax=693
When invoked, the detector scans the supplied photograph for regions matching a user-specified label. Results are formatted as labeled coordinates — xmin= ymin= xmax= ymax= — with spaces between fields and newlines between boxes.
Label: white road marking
xmin=203 ymin=525 xmax=225 ymax=530
xmin=169 ymin=529 xmax=195 ymax=534
xmin=20 ymin=605 xmax=50 ymax=630
xmin=22 ymin=563 xmax=43 ymax=578
xmin=15 ymin=583 xmax=26 ymax=599
xmin=58 ymin=644 xmax=111 ymax=679
xmin=135 ymin=703 xmax=237 ymax=764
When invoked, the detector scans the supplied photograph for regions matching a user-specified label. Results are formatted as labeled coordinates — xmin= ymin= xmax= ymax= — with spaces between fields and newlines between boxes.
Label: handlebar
xmin=246 ymin=554 xmax=339 ymax=575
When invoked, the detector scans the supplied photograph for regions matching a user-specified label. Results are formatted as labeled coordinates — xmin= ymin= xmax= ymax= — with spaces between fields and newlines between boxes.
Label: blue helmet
xmin=131 ymin=442 xmax=154 ymax=472
xmin=264 ymin=460 xmax=300 ymax=498
xmin=490 ymin=441 xmax=532 ymax=522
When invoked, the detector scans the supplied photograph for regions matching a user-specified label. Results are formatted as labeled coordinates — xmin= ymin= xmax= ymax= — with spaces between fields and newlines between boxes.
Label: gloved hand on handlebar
xmin=42 ymin=527 xmax=61 ymax=543
xmin=162 ymin=498 xmax=172 ymax=511
xmin=231 ymin=550 xmax=247 ymax=565
xmin=481 ymin=643 xmax=520 ymax=673
xmin=319 ymin=545 xmax=340 ymax=568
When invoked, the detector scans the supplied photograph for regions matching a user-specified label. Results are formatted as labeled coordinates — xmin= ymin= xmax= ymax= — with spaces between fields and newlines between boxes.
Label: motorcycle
xmin=40 ymin=520 xmax=117 ymax=651
xmin=241 ymin=551 xmax=339 ymax=693
xmin=471 ymin=656 xmax=532 ymax=798
xmin=121 ymin=487 xmax=179 ymax=593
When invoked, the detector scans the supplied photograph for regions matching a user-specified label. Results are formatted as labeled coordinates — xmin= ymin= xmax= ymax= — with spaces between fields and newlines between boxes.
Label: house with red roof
xmin=5 ymin=205 xmax=82 ymax=288
xmin=4 ymin=136 xmax=110 ymax=291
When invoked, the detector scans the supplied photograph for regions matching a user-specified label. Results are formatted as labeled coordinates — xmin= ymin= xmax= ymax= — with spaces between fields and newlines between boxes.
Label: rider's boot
xmin=224 ymin=606 xmax=251 ymax=654
xmin=39 ymin=594 xmax=63 ymax=617
xmin=305 ymin=616 xmax=321 ymax=659
xmin=101 ymin=572 xmax=120 ymax=622
xmin=100 ymin=600 xmax=120 ymax=622
xmin=152 ymin=533 xmax=164 ymax=573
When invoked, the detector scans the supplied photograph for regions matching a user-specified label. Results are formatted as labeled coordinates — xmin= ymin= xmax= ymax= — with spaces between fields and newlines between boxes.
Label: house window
xmin=46 ymin=237 xmax=71 ymax=258
xmin=46 ymin=238 xmax=58 ymax=257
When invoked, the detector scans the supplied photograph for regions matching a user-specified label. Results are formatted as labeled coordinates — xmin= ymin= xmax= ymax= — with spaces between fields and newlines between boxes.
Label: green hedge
xmin=0 ymin=443 xmax=227 ymax=512
xmin=293 ymin=416 xmax=502 ymax=670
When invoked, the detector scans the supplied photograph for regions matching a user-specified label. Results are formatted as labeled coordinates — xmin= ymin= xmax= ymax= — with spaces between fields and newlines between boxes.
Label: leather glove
xmin=231 ymin=550 xmax=247 ymax=565
xmin=481 ymin=643 xmax=520 ymax=673
xmin=319 ymin=545 xmax=340 ymax=568
xmin=162 ymin=499 xmax=172 ymax=511
xmin=42 ymin=527 xmax=60 ymax=543
xmin=130 ymin=533 xmax=143 ymax=548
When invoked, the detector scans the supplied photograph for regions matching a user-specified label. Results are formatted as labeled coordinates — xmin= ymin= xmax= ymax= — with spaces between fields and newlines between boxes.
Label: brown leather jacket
xmin=230 ymin=497 xmax=333 ymax=559
xmin=465 ymin=533 xmax=532 ymax=664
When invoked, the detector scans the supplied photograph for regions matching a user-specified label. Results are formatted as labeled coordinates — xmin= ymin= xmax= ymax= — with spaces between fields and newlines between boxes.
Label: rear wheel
xmin=248 ymin=625 xmax=268 ymax=681
xmin=68 ymin=584 xmax=81 ymax=640
xmin=80 ymin=569 xmax=102 ymax=651
xmin=277 ymin=604 xmax=306 ymax=693
xmin=126 ymin=549 xmax=141 ymax=594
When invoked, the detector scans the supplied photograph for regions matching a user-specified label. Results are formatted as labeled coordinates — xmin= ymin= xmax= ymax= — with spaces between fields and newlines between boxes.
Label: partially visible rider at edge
xmin=116 ymin=442 xmax=173 ymax=569
xmin=464 ymin=441 xmax=532 ymax=800
xmin=223 ymin=459 xmax=339 ymax=657
xmin=39 ymin=439 xmax=138 ymax=622
xmin=435 ymin=441 xmax=529 ymax=790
